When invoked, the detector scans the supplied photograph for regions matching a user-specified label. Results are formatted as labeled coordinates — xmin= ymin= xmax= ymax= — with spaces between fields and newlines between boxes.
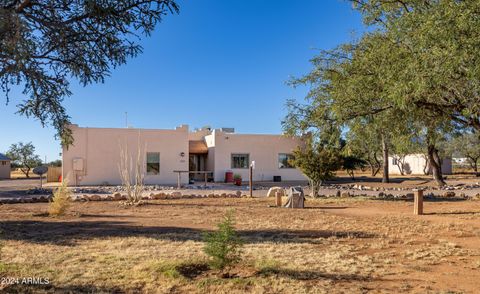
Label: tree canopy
xmin=1 ymin=0 xmax=179 ymax=146
xmin=283 ymin=0 xmax=480 ymax=186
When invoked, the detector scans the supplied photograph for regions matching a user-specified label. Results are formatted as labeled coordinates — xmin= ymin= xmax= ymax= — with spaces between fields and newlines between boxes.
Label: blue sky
xmin=0 ymin=0 xmax=364 ymax=161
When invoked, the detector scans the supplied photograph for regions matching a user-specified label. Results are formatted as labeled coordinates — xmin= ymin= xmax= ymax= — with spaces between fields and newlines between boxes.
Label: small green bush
xmin=49 ymin=181 xmax=71 ymax=216
xmin=203 ymin=210 xmax=243 ymax=270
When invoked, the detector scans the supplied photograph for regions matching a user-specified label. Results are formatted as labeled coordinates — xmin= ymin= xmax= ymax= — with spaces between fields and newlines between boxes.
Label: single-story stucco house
xmin=62 ymin=124 xmax=307 ymax=186
xmin=0 ymin=153 xmax=11 ymax=179
xmin=388 ymin=154 xmax=452 ymax=175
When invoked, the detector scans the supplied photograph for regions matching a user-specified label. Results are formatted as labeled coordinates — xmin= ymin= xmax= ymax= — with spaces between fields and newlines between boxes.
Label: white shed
xmin=0 ymin=153 xmax=11 ymax=179
xmin=388 ymin=154 xmax=452 ymax=175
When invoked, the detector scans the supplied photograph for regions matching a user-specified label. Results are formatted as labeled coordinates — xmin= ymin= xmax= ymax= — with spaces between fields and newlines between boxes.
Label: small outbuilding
xmin=0 ymin=153 xmax=11 ymax=179
xmin=388 ymin=154 xmax=452 ymax=175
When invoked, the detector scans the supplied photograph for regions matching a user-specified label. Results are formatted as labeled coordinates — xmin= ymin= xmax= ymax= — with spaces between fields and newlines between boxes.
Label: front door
xmin=189 ymin=154 xmax=206 ymax=180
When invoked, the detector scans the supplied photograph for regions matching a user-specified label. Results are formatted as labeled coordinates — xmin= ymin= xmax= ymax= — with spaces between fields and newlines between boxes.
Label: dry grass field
xmin=0 ymin=197 xmax=479 ymax=293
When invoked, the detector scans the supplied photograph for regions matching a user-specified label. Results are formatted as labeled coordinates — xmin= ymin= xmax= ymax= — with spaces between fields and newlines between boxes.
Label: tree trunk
xmin=467 ymin=157 xmax=479 ymax=176
xmin=348 ymin=170 xmax=355 ymax=180
xmin=22 ymin=167 xmax=30 ymax=178
xmin=309 ymin=179 xmax=320 ymax=198
xmin=372 ymin=152 xmax=381 ymax=176
xmin=427 ymin=144 xmax=446 ymax=187
xmin=423 ymin=155 xmax=430 ymax=175
xmin=381 ymin=134 xmax=389 ymax=183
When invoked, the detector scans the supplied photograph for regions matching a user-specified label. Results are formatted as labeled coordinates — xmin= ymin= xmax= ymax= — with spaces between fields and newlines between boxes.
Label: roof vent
xmin=221 ymin=127 xmax=235 ymax=133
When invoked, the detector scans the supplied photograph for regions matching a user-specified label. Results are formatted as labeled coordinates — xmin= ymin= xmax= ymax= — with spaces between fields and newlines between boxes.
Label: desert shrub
xmin=203 ymin=210 xmax=243 ymax=270
xmin=118 ymin=142 xmax=146 ymax=205
xmin=49 ymin=181 xmax=71 ymax=216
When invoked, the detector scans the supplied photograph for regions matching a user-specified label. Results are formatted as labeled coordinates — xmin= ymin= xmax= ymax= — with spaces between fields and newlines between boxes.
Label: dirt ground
xmin=0 ymin=197 xmax=479 ymax=293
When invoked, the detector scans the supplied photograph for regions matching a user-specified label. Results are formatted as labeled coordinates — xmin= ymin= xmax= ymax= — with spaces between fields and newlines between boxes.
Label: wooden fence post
xmin=413 ymin=189 xmax=424 ymax=215
xmin=275 ymin=191 xmax=282 ymax=207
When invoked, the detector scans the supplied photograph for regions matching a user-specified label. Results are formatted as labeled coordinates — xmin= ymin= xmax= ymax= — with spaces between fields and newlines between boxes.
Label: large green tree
xmin=352 ymin=0 xmax=480 ymax=131
xmin=1 ymin=0 xmax=179 ymax=146
xmin=285 ymin=0 xmax=479 ymax=187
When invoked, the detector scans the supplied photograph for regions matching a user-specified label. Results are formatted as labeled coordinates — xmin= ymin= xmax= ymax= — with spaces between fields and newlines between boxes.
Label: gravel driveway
xmin=0 ymin=178 xmax=47 ymax=198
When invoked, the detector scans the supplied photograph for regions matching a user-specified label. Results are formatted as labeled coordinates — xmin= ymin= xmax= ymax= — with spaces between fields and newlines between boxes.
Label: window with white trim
xmin=231 ymin=154 xmax=249 ymax=169
xmin=146 ymin=152 xmax=160 ymax=175
xmin=278 ymin=153 xmax=295 ymax=169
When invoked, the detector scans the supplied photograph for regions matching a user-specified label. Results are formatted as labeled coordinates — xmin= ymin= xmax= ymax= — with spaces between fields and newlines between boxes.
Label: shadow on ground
xmin=0 ymin=220 xmax=376 ymax=246
xmin=424 ymin=211 xmax=480 ymax=215
xmin=371 ymin=197 xmax=468 ymax=203
xmin=4 ymin=284 xmax=126 ymax=294
xmin=258 ymin=267 xmax=371 ymax=281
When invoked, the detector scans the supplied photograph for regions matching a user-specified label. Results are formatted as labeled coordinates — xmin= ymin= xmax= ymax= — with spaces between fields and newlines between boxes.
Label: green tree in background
xmin=6 ymin=141 xmax=42 ymax=178
xmin=447 ymin=133 xmax=480 ymax=176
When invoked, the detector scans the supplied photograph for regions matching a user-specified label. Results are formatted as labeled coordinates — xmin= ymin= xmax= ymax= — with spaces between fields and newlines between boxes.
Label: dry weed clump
xmin=49 ymin=181 xmax=71 ymax=216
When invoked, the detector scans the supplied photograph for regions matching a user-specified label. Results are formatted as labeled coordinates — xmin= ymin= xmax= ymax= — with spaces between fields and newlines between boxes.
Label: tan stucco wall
xmin=210 ymin=130 xmax=306 ymax=182
xmin=63 ymin=125 xmax=189 ymax=186
xmin=388 ymin=154 xmax=452 ymax=175
xmin=63 ymin=124 xmax=307 ymax=185
xmin=0 ymin=161 xmax=10 ymax=179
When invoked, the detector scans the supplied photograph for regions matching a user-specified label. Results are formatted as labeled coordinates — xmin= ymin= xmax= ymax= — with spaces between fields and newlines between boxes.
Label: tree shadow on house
xmin=0 ymin=220 xmax=376 ymax=246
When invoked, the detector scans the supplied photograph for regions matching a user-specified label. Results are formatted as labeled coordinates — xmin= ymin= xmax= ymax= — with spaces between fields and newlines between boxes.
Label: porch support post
xmin=177 ymin=172 xmax=181 ymax=189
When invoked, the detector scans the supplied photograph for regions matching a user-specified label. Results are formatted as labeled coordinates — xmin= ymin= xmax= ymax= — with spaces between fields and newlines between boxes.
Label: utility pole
xmin=125 ymin=112 xmax=128 ymax=128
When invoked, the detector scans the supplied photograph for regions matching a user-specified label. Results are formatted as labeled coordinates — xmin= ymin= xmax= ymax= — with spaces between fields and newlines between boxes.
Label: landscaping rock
xmin=89 ymin=194 xmax=102 ymax=201
xmin=170 ymin=192 xmax=182 ymax=198
xmin=443 ymin=191 xmax=456 ymax=198
xmin=113 ymin=193 xmax=124 ymax=201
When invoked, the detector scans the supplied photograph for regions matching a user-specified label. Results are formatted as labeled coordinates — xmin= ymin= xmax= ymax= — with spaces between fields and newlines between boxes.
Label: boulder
xmin=443 ymin=191 xmax=456 ymax=198
xmin=89 ymin=194 xmax=102 ymax=201
xmin=236 ymin=191 xmax=242 ymax=197
xmin=340 ymin=192 xmax=350 ymax=198
xmin=266 ymin=187 xmax=284 ymax=198
xmin=113 ymin=193 xmax=124 ymax=201
xmin=170 ymin=192 xmax=182 ymax=198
